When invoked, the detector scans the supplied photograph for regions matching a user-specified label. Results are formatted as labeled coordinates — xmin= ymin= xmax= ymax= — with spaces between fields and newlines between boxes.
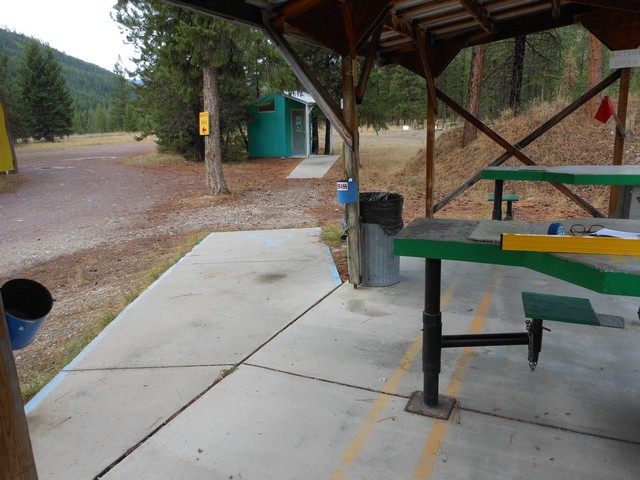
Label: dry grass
xmin=118 ymin=152 xmax=186 ymax=167
xmin=357 ymin=97 xmax=640 ymax=223
xmin=14 ymin=132 xmax=153 ymax=152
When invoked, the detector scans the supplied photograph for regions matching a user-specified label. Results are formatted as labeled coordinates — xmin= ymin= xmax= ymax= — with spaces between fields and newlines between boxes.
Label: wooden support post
xmin=609 ymin=68 xmax=631 ymax=217
xmin=262 ymin=14 xmax=353 ymax=150
xmin=426 ymin=82 xmax=436 ymax=218
xmin=356 ymin=18 xmax=386 ymax=103
xmin=342 ymin=56 xmax=361 ymax=285
xmin=1 ymin=297 xmax=39 ymax=480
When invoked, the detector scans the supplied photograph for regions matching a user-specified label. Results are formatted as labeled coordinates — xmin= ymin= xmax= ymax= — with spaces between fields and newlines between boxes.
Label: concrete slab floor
xmin=102 ymin=259 xmax=640 ymax=479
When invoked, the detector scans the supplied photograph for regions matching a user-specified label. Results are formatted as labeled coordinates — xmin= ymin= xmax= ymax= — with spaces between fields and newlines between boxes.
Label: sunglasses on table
xmin=569 ymin=224 xmax=604 ymax=236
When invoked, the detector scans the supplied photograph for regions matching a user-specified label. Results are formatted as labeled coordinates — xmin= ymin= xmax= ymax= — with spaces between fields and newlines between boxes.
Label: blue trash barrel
xmin=2 ymin=279 xmax=53 ymax=350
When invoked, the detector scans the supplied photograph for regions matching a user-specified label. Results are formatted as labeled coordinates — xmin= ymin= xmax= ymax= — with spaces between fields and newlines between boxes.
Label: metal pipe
xmin=492 ymin=179 xmax=503 ymax=220
xmin=423 ymin=259 xmax=442 ymax=407
xmin=442 ymin=332 xmax=528 ymax=348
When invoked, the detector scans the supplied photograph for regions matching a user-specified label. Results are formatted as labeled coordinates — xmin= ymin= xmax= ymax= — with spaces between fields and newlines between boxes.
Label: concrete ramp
xmin=287 ymin=154 xmax=339 ymax=179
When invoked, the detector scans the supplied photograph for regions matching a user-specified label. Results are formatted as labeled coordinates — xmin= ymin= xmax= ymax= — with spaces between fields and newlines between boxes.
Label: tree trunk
xmin=324 ymin=118 xmax=331 ymax=155
xmin=203 ymin=63 xmax=229 ymax=195
xmin=461 ymin=44 xmax=486 ymax=147
xmin=311 ymin=115 xmax=319 ymax=154
xmin=587 ymin=34 xmax=602 ymax=118
xmin=509 ymin=36 xmax=526 ymax=115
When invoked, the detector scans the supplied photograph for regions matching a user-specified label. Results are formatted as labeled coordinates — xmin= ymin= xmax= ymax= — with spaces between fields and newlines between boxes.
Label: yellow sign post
xmin=199 ymin=111 xmax=210 ymax=136
xmin=0 ymin=96 xmax=17 ymax=172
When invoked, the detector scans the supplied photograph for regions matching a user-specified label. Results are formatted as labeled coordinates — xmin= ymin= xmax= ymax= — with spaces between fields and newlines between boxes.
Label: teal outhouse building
xmin=247 ymin=93 xmax=314 ymax=158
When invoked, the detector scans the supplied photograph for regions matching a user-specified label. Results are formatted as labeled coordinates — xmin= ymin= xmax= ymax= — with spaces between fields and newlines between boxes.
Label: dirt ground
xmin=1 ymin=139 xmax=354 ymax=395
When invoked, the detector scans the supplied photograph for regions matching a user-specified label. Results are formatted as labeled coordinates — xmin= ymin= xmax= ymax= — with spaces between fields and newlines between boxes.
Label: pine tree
xmin=115 ymin=0 xmax=259 ymax=195
xmin=17 ymin=40 xmax=74 ymax=141
xmin=109 ymin=58 xmax=132 ymax=131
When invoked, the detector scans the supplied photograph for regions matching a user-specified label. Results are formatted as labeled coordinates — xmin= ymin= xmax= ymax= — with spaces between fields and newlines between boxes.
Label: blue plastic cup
xmin=2 ymin=279 xmax=53 ymax=350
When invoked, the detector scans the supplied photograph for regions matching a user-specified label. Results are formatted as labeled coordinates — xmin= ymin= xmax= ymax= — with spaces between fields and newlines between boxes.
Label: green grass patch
xmin=321 ymin=223 xmax=345 ymax=246
xmin=221 ymin=364 xmax=239 ymax=378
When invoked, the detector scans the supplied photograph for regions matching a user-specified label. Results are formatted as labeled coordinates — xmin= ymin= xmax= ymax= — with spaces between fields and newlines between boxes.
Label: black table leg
xmin=423 ymin=258 xmax=442 ymax=406
xmin=405 ymin=259 xmax=456 ymax=419
xmin=492 ymin=180 xmax=503 ymax=220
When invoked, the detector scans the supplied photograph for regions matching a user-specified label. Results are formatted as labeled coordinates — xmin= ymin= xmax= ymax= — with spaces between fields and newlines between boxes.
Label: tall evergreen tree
xmin=17 ymin=40 xmax=74 ymax=141
xmin=115 ymin=0 xmax=261 ymax=195
xmin=0 ymin=54 xmax=28 ymax=140
xmin=109 ymin=58 xmax=133 ymax=131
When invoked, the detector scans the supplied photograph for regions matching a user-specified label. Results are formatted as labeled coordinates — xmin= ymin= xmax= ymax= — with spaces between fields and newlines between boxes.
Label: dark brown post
xmin=609 ymin=68 xmax=631 ymax=217
xmin=426 ymin=85 xmax=436 ymax=218
xmin=0 ymin=297 xmax=39 ymax=480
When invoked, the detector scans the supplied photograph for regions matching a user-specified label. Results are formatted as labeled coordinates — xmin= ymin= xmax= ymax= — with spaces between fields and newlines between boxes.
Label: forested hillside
xmin=0 ymin=28 xmax=115 ymax=111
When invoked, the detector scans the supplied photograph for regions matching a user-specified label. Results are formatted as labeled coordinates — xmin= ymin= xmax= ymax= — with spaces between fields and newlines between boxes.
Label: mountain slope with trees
xmin=0 ymin=28 xmax=117 ymax=112
xmin=0 ymin=27 xmax=138 ymax=138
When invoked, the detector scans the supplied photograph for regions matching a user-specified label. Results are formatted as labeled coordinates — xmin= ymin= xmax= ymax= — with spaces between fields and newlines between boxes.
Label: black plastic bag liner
xmin=359 ymin=192 xmax=404 ymax=235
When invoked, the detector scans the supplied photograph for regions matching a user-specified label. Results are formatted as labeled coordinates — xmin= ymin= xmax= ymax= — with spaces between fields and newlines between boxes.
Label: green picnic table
xmin=393 ymin=217 xmax=640 ymax=418
xmin=481 ymin=165 xmax=640 ymax=220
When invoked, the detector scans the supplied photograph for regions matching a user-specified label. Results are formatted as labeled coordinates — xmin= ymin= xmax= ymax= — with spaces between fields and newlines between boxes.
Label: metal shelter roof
xmin=165 ymin=1 xmax=640 ymax=78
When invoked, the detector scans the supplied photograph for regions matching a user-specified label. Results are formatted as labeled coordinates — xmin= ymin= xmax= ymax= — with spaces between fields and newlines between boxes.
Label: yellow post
xmin=0 ymin=95 xmax=17 ymax=172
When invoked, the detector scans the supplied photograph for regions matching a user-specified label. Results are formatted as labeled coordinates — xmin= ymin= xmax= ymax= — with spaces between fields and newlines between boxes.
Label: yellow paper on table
xmin=0 ymin=99 xmax=16 ymax=172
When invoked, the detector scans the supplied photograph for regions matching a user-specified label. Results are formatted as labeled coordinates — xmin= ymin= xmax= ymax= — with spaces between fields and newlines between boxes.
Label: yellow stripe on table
xmin=500 ymin=234 xmax=640 ymax=256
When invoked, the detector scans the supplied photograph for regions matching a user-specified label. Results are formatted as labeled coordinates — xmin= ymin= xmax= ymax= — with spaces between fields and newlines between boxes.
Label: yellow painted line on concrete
xmin=411 ymin=276 xmax=497 ymax=479
xmin=329 ymin=272 xmax=462 ymax=480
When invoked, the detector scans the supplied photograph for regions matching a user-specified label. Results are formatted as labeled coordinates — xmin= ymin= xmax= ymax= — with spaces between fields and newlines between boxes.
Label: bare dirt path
xmin=1 ymin=141 xmax=167 ymax=274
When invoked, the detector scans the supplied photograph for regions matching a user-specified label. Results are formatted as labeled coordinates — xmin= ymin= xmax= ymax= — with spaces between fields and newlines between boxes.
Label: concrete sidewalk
xmin=25 ymin=228 xmax=640 ymax=479
xmin=287 ymin=155 xmax=339 ymax=179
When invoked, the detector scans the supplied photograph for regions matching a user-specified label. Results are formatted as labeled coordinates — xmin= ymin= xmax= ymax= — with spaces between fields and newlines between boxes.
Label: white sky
xmin=1 ymin=0 xmax=137 ymax=72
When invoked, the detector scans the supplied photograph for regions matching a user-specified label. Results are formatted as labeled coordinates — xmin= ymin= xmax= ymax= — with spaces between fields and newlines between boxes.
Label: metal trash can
xmin=359 ymin=192 xmax=403 ymax=286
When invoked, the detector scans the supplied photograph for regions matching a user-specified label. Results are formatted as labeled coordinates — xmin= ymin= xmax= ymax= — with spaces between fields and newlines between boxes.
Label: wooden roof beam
xmin=164 ymin=0 xmax=262 ymax=27
xmin=458 ymin=0 xmax=493 ymax=33
xmin=341 ymin=0 xmax=359 ymax=54
xmin=395 ymin=0 xmax=460 ymax=18
xmin=262 ymin=12 xmax=353 ymax=149
xmin=570 ymin=0 xmax=640 ymax=15
xmin=356 ymin=15 xmax=387 ymax=103
xmin=387 ymin=13 xmax=419 ymax=43
xmin=416 ymin=29 xmax=438 ymax=114
xmin=269 ymin=0 xmax=326 ymax=30
xmin=462 ymin=8 xmax=576 ymax=48
xmin=579 ymin=9 xmax=640 ymax=50
xmin=355 ymin=4 xmax=393 ymax=53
